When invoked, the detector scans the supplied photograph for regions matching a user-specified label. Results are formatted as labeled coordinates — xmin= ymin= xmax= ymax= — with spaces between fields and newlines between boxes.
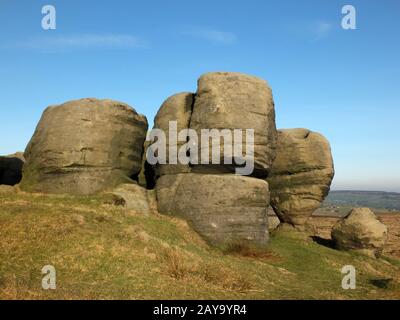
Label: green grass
xmin=1 ymin=189 xmax=399 ymax=300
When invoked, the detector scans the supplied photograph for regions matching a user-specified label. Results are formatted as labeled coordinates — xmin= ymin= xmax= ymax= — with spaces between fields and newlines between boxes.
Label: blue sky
xmin=0 ymin=0 xmax=399 ymax=191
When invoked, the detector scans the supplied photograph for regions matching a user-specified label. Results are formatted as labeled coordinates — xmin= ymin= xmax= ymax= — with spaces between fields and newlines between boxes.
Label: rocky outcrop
xmin=268 ymin=128 xmax=334 ymax=227
xmin=0 ymin=152 xmax=25 ymax=186
xmin=13 ymin=71 xmax=337 ymax=250
xmin=149 ymin=72 xmax=278 ymax=247
xmin=156 ymin=173 xmax=270 ymax=247
xmin=331 ymin=208 xmax=388 ymax=258
xmin=20 ymin=98 xmax=148 ymax=195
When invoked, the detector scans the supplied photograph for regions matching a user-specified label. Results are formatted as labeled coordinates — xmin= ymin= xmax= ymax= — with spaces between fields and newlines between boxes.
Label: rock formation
xmin=156 ymin=173 xmax=270 ymax=247
xmin=152 ymin=72 xmax=277 ymax=247
xmin=15 ymin=71 xmax=337 ymax=249
xmin=331 ymin=207 xmax=388 ymax=258
xmin=268 ymin=128 xmax=334 ymax=228
xmin=20 ymin=98 xmax=148 ymax=195
xmin=0 ymin=152 xmax=25 ymax=186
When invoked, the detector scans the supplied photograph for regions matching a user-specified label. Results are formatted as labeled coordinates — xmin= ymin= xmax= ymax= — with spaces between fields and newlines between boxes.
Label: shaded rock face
xmin=20 ymin=98 xmax=148 ymax=195
xmin=0 ymin=153 xmax=25 ymax=186
xmin=156 ymin=173 xmax=270 ymax=247
xmin=138 ymin=141 xmax=156 ymax=189
xmin=150 ymin=72 xmax=277 ymax=179
xmin=268 ymin=128 xmax=334 ymax=227
xmin=331 ymin=208 xmax=388 ymax=258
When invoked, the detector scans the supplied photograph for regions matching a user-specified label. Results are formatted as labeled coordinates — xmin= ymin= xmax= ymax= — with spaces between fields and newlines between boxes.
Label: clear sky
xmin=0 ymin=0 xmax=399 ymax=191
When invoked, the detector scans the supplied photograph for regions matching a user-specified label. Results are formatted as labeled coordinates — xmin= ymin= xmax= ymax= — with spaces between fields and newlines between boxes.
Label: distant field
xmin=322 ymin=191 xmax=400 ymax=211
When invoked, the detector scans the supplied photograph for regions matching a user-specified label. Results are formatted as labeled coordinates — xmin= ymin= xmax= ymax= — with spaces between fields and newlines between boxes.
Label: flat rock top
xmin=0 ymin=152 xmax=25 ymax=161
xmin=341 ymin=208 xmax=387 ymax=229
xmin=198 ymin=71 xmax=270 ymax=87
xmin=45 ymin=98 xmax=147 ymax=123
xmin=270 ymin=128 xmax=333 ymax=175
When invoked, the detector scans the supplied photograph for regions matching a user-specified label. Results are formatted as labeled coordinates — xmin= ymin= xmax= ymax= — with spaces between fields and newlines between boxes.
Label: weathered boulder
xmin=156 ymin=173 xmax=270 ymax=247
xmin=20 ymin=98 xmax=148 ymax=195
xmin=268 ymin=128 xmax=334 ymax=227
xmin=331 ymin=207 xmax=388 ymax=258
xmin=0 ymin=152 xmax=25 ymax=186
xmin=189 ymin=72 xmax=277 ymax=177
xmin=152 ymin=92 xmax=194 ymax=177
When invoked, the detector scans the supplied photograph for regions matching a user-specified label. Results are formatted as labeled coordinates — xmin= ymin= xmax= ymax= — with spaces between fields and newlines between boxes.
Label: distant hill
xmin=324 ymin=191 xmax=400 ymax=211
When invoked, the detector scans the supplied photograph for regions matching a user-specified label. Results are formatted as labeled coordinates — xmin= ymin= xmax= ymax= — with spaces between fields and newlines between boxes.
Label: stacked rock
xmin=152 ymin=72 xmax=278 ymax=247
xmin=268 ymin=129 xmax=335 ymax=229
xmin=20 ymin=98 xmax=148 ymax=195
xmin=18 ymin=72 xmax=336 ymax=248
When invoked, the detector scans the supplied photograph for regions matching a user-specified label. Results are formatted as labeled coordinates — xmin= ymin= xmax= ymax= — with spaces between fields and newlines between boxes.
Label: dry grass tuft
xmin=157 ymin=246 xmax=255 ymax=292
xmin=158 ymin=246 xmax=197 ymax=280
xmin=198 ymin=263 xmax=255 ymax=292
xmin=223 ymin=241 xmax=278 ymax=260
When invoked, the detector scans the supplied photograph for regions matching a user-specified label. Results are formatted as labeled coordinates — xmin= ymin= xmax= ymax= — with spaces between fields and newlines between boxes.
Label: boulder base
xmin=156 ymin=173 xmax=270 ymax=247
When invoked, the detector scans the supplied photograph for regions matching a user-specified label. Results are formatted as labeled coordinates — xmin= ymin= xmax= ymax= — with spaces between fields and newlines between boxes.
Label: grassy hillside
xmin=1 ymin=188 xmax=400 ymax=300
xmin=324 ymin=191 xmax=400 ymax=211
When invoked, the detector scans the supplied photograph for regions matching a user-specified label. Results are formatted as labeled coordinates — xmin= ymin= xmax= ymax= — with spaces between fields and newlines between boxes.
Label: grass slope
xmin=1 ymin=189 xmax=400 ymax=300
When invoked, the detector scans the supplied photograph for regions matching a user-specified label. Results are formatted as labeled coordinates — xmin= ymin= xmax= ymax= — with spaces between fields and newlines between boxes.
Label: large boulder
xmin=0 ymin=152 xmax=25 ymax=186
xmin=156 ymin=173 xmax=270 ymax=247
xmin=331 ymin=208 xmax=388 ymax=258
xmin=189 ymin=72 xmax=277 ymax=177
xmin=152 ymin=92 xmax=194 ymax=177
xmin=20 ymin=98 xmax=148 ymax=195
xmin=268 ymin=128 xmax=334 ymax=227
